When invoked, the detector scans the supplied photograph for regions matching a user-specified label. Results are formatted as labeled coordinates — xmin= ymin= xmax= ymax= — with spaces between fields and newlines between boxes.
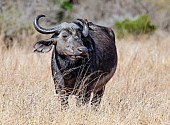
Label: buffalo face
xmin=33 ymin=15 xmax=89 ymax=61
xmin=53 ymin=29 xmax=88 ymax=60
xmin=34 ymin=29 xmax=88 ymax=61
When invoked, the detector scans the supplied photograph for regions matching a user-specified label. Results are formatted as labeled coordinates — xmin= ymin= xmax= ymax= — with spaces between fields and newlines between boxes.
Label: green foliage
xmin=61 ymin=1 xmax=73 ymax=10
xmin=53 ymin=0 xmax=73 ymax=10
xmin=54 ymin=0 xmax=74 ymax=23
xmin=114 ymin=15 xmax=157 ymax=38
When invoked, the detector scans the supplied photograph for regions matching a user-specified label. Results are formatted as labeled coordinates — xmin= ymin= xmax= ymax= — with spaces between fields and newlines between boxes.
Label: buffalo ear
xmin=34 ymin=40 xmax=53 ymax=53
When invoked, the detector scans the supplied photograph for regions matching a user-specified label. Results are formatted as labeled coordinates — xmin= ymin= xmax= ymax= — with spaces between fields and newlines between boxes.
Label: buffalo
xmin=33 ymin=15 xmax=117 ymax=110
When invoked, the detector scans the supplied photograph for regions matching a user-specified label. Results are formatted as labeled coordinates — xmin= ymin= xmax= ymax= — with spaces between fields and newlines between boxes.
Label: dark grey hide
xmin=33 ymin=15 xmax=117 ymax=110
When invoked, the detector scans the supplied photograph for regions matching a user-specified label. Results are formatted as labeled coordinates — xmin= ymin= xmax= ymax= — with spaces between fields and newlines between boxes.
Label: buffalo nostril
xmin=76 ymin=47 xmax=88 ymax=54
xmin=77 ymin=48 xmax=83 ymax=53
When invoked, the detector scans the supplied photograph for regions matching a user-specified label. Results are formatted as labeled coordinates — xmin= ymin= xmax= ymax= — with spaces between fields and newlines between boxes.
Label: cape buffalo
xmin=33 ymin=15 xmax=117 ymax=110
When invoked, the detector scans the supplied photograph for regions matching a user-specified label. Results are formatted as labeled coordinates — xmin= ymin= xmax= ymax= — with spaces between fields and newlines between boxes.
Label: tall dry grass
xmin=0 ymin=33 xmax=170 ymax=125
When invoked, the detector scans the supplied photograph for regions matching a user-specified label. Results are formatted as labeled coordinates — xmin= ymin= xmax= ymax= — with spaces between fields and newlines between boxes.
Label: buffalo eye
xmin=62 ymin=34 xmax=68 ymax=38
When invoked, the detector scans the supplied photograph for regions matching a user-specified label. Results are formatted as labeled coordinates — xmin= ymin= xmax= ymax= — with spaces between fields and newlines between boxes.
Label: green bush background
xmin=114 ymin=15 xmax=157 ymax=38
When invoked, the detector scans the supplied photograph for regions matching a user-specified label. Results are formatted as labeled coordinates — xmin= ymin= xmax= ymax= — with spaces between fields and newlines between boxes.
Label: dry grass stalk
xmin=0 ymin=33 xmax=169 ymax=125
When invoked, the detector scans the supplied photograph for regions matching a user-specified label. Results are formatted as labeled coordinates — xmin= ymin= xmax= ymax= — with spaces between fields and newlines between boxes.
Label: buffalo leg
xmin=51 ymin=49 xmax=69 ymax=110
xmin=53 ymin=74 xmax=70 ymax=110
xmin=59 ymin=90 xmax=69 ymax=110
xmin=54 ymin=79 xmax=69 ymax=110
xmin=82 ymin=90 xmax=91 ymax=105
xmin=76 ymin=87 xmax=91 ymax=106
xmin=91 ymin=86 xmax=105 ymax=107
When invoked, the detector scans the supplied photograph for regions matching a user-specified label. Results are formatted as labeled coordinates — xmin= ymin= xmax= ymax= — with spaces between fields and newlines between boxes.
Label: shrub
xmin=54 ymin=0 xmax=75 ymax=22
xmin=114 ymin=15 xmax=157 ymax=38
xmin=61 ymin=0 xmax=73 ymax=10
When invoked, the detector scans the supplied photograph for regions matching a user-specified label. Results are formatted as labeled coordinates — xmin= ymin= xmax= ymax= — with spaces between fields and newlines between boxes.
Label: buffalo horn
xmin=77 ymin=19 xmax=89 ymax=37
xmin=34 ymin=14 xmax=79 ymax=34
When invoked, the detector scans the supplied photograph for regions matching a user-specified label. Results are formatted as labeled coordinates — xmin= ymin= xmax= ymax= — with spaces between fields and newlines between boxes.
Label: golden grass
xmin=0 ymin=33 xmax=170 ymax=125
